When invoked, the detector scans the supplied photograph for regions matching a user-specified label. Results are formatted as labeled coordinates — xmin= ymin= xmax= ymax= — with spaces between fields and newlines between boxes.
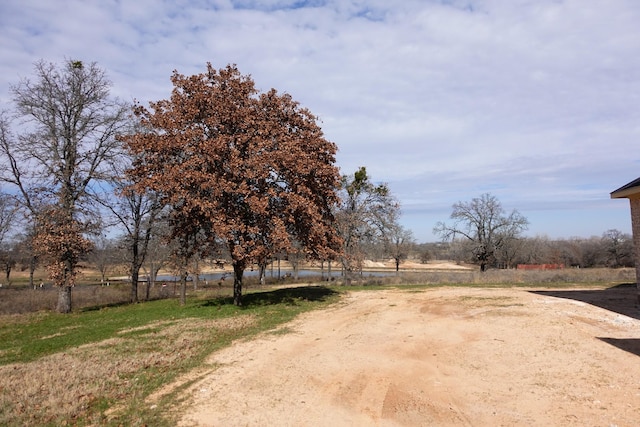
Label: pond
xmin=153 ymin=269 xmax=394 ymax=282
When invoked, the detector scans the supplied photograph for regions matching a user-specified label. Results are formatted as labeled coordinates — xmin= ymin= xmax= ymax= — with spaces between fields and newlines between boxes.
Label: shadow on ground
xmin=531 ymin=283 xmax=639 ymax=321
xmin=203 ymin=285 xmax=339 ymax=308
xmin=597 ymin=338 xmax=640 ymax=357
xmin=532 ymin=284 xmax=640 ymax=357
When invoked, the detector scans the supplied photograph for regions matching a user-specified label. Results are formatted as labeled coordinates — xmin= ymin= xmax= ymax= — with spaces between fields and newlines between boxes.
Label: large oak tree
xmin=122 ymin=63 xmax=341 ymax=305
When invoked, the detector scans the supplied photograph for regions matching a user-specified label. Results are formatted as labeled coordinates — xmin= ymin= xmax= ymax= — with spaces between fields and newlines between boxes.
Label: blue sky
xmin=1 ymin=0 xmax=639 ymax=242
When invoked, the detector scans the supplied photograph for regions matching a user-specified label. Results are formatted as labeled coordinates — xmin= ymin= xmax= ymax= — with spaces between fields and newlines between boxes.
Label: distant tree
xmin=165 ymin=209 xmax=217 ymax=305
xmin=12 ymin=226 xmax=40 ymax=288
xmin=110 ymin=221 xmax=175 ymax=300
xmin=287 ymin=243 xmax=305 ymax=280
xmin=0 ymin=60 xmax=129 ymax=312
xmin=418 ymin=248 xmax=432 ymax=264
xmin=0 ymin=190 xmax=18 ymax=283
xmin=495 ymin=235 xmax=526 ymax=269
xmin=0 ymin=243 xmax=16 ymax=284
xmin=602 ymin=229 xmax=634 ymax=268
xmin=93 ymin=153 xmax=164 ymax=303
xmin=384 ymin=223 xmax=415 ymax=272
xmin=335 ymin=167 xmax=399 ymax=283
xmin=141 ymin=225 xmax=173 ymax=292
xmin=579 ymin=237 xmax=605 ymax=267
xmin=517 ymin=235 xmax=552 ymax=265
xmin=0 ymin=191 xmax=17 ymax=245
xmin=416 ymin=242 xmax=449 ymax=262
xmin=122 ymin=63 xmax=342 ymax=305
xmin=86 ymin=235 xmax=117 ymax=286
xmin=434 ymin=193 xmax=529 ymax=271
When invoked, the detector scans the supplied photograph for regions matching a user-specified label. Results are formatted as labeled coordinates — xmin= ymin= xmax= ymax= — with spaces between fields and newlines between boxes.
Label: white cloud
xmin=1 ymin=0 xmax=639 ymax=241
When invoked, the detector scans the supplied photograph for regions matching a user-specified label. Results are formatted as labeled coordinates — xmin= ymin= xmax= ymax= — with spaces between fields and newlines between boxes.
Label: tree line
xmin=419 ymin=230 xmax=634 ymax=270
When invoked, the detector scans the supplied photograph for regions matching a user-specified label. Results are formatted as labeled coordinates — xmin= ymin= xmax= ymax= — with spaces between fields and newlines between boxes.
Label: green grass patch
xmin=0 ymin=285 xmax=341 ymax=426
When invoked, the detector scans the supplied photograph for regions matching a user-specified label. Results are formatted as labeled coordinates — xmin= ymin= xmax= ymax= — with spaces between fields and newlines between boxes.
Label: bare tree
xmin=384 ymin=223 xmax=415 ymax=273
xmin=517 ymin=235 xmax=553 ymax=265
xmin=434 ymin=193 xmax=529 ymax=271
xmin=166 ymin=210 xmax=217 ymax=305
xmin=86 ymin=234 xmax=117 ymax=285
xmin=335 ymin=167 xmax=399 ymax=283
xmin=0 ymin=191 xmax=17 ymax=244
xmin=602 ymin=229 xmax=634 ymax=268
xmin=12 ymin=225 xmax=40 ymax=288
xmin=494 ymin=235 xmax=527 ymax=269
xmin=140 ymin=223 xmax=174 ymax=299
xmin=0 ymin=190 xmax=18 ymax=283
xmin=0 ymin=59 xmax=129 ymax=312
xmin=92 ymin=154 xmax=164 ymax=303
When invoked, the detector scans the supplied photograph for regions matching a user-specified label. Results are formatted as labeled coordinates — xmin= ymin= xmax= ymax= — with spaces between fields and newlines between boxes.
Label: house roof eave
xmin=611 ymin=177 xmax=640 ymax=199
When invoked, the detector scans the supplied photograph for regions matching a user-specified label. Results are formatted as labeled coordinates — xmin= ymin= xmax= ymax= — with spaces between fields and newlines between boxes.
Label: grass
xmin=0 ymin=285 xmax=340 ymax=426
xmin=359 ymin=267 xmax=636 ymax=289
xmin=0 ymin=266 xmax=635 ymax=425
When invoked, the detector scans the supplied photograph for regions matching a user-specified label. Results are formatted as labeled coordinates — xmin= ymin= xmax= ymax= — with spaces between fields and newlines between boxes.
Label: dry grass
xmin=5 ymin=267 xmax=629 ymax=315
xmin=0 ymin=315 xmax=256 ymax=426
xmin=0 ymin=285 xmax=339 ymax=425
xmin=365 ymin=267 xmax=636 ymax=287
xmin=0 ymin=283 xmax=178 ymax=315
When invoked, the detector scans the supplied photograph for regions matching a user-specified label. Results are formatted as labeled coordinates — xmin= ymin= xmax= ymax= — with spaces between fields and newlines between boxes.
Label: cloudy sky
xmin=1 ymin=0 xmax=639 ymax=242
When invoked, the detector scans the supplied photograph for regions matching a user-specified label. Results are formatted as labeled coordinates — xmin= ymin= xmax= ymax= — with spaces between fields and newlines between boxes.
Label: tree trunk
xmin=179 ymin=270 xmax=188 ymax=305
xmin=29 ymin=256 xmax=36 ymax=289
xmin=130 ymin=239 xmax=140 ymax=303
xmin=193 ymin=258 xmax=199 ymax=290
xmin=341 ymin=257 xmax=352 ymax=285
xmin=56 ymin=258 xmax=74 ymax=313
xmin=259 ymin=262 xmax=266 ymax=285
xmin=56 ymin=285 xmax=72 ymax=313
xmin=293 ymin=258 xmax=299 ymax=280
xmin=130 ymin=269 xmax=139 ymax=303
xmin=344 ymin=268 xmax=352 ymax=286
xmin=233 ymin=261 xmax=245 ymax=306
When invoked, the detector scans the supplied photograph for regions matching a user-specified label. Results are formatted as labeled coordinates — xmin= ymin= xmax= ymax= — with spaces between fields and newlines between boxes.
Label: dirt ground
xmin=172 ymin=285 xmax=640 ymax=426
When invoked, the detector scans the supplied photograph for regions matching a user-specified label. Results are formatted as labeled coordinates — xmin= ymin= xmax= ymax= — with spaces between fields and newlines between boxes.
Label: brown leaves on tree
xmin=33 ymin=206 xmax=92 ymax=290
xmin=121 ymin=63 xmax=342 ymax=305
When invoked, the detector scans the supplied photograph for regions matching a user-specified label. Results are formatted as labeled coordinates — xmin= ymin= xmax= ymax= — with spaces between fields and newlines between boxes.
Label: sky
xmin=1 ymin=0 xmax=639 ymax=243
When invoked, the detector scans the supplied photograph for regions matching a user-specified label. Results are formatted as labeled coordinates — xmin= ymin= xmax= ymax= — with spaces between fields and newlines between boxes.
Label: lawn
xmin=0 ymin=286 xmax=340 ymax=426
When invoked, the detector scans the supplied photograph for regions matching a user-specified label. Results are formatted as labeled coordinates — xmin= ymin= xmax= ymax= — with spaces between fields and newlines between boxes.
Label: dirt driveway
xmin=175 ymin=286 xmax=640 ymax=426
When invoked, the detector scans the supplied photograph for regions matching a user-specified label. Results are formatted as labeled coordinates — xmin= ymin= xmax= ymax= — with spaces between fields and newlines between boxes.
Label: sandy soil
xmin=172 ymin=285 xmax=640 ymax=426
